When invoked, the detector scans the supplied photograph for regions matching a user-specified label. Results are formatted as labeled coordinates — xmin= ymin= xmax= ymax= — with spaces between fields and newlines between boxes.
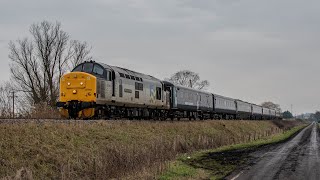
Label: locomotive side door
xmin=103 ymin=70 xmax=113 ymax=101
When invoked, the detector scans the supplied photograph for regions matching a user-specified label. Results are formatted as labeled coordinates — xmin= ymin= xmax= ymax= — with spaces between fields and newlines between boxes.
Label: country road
xmin=228 ymin=122 xmax=320 ymax=180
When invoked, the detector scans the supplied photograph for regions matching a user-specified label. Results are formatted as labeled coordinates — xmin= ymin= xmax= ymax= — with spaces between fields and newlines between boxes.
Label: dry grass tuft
xmin=2 ymin=167 xmax=33 ymax=180
xmin=0 ymin=120 xmax=304 ymax=179
xmin=28 ymin=103 xmax=60 ymax=119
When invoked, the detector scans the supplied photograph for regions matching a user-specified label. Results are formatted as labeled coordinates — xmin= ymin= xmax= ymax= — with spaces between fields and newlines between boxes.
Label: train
xmin=56 ymin=61 xmax=282 ymax=120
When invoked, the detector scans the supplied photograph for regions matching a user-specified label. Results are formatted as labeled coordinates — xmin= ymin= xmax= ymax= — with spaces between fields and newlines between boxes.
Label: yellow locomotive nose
xmin=57 ymin=72 xmax=97 ymax=119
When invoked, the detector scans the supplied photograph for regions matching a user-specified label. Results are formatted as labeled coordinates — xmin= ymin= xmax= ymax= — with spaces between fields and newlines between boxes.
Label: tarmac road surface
xmin=229 ymin=122 xmax=320 ymax=180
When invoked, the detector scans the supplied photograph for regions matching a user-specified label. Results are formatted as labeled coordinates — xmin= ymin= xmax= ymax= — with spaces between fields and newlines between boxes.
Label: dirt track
xmin=228 ymin=122 xmax=319 ymax=180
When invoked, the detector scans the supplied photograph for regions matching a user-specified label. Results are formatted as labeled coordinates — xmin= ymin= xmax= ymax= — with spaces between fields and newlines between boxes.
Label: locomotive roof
xmin=99 ymin=62 xmax=161 ymax=82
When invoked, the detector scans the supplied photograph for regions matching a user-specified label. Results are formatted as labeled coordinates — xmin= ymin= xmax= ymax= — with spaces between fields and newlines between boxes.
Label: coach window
xmin=83 ymin=63 xmax=93 ymax=73
xmin=156 ymin=87 xmax=161 ymax=100
xmin=73 ymin=65 xmax=82 ymax=72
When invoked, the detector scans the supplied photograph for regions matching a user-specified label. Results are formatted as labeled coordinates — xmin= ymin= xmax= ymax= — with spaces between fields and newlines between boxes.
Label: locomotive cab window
xmin=73 ymin=65 xmax=82 ymax=72
xmin=93 ymin=65 xmax=104 ymax=76
xmin=83 ymin=63 xmax=93 ymax=73
xmin=156 ymin=87 xmax=161 ymax=100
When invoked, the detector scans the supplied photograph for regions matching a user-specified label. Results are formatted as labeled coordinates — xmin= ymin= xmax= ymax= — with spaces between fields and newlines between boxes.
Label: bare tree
xmin=0 ymin=82 xmax=13 ymax=118
xmin=168 ymin=70 xmax=209 ymax=90
xmin=9 ymin=21 xmax=92 ymax=107
xmin=261 ymin=101 xmax=281 ymax=111
xmin=67 ymin=40 xmax=92 ymax=69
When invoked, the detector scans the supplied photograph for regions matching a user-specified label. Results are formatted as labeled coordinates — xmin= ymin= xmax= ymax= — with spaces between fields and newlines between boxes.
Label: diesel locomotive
xmin=56 ymin=61 xmax=282 ymax=120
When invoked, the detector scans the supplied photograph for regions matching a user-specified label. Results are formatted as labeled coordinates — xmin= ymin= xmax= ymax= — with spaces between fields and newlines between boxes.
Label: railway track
xmin=0 ymin=118 xmax=266 ymax=124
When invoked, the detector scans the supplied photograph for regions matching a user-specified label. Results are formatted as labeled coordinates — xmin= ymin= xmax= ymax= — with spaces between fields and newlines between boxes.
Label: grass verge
xmin=0 ymin=120 xmax=306 ymax=179
xmin=159 ymin=124 xmax=307 ymax=180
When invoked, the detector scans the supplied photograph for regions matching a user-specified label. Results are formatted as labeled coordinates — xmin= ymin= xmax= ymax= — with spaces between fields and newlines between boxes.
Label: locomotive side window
xmin=119 ymin=80 xmax=123 ymax=97
xmin=83 ymin=63 xmax=93 ymax=73
xmin=135 ymin=82 xmax=143 ymax=91
xmin=156 ymin=87 xmax=161 ymax=100
xmin=105 ymin=71 xmax=112 ymax=81
xmin=73 ymin=65 xmax=82 ymax=72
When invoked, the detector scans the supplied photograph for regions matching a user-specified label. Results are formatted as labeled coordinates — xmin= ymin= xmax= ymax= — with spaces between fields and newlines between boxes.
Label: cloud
xmin=0 ymin=0 xmax=320 ymax=114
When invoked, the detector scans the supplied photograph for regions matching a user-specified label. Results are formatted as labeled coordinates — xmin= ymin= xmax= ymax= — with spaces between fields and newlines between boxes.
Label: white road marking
xmin=230 ymin=171 xmax=243 ymax=180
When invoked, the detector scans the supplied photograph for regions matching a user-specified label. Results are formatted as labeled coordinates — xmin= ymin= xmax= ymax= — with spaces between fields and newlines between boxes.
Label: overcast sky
xmin=0 ymin=0 xmax=319 ymax=114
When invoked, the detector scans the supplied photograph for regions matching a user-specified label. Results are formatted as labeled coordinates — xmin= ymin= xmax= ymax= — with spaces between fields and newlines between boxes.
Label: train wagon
xmin=236 ymin=100 xmax=252 ymax=119
xmin=213 ymin=95 xmax=237 ymax=119
xmin=163 ymin=81 xmax=213 ymax=120
xmin=251 ymin=104 xmax=263 ymax=120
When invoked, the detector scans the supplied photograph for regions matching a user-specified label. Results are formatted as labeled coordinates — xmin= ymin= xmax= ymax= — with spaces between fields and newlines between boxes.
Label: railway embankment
xmin=0 ymin=119 xmax=306 ymax=179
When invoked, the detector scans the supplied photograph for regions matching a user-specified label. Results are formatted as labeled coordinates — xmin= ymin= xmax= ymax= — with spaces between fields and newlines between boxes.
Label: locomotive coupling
xmin=56 ymin=101 xmax=95 ymax=109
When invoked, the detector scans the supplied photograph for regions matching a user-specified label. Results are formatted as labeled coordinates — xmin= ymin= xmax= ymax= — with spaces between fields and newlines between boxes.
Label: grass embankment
xmin=160 ymin=123 xmax=307 ymax=180
xmin=0 ymin=120 xmax=305 ymax=179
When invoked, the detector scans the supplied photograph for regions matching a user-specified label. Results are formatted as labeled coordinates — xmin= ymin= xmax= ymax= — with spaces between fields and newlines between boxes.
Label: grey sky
xmin=1 ymin=0 xmax=319 ymax=114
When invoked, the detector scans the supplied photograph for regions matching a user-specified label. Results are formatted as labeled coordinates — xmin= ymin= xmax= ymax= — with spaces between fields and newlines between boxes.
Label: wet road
xmin=229 ymin=122 xmax=320 ymax=180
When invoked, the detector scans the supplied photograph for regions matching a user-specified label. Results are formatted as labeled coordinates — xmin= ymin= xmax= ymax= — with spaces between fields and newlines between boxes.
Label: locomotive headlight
xmin=80 ymin=82 xmax=84 ymax=86
xmin=73 ymin=90 xmax=77 ymax=94
xmin=67 ymin=82 xmax=71 ymax=86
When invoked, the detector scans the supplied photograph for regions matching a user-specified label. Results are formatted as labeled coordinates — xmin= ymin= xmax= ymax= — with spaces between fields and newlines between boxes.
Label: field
xmin=0 ymin=120 xmax=304 ymax=179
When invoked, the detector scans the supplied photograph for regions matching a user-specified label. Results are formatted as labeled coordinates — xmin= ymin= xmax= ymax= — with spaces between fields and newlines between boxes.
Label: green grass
xmin=159 ymin=161 xmax=214 ymax=180
xmin=159 ymin=124 xmax=307 ymax=180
